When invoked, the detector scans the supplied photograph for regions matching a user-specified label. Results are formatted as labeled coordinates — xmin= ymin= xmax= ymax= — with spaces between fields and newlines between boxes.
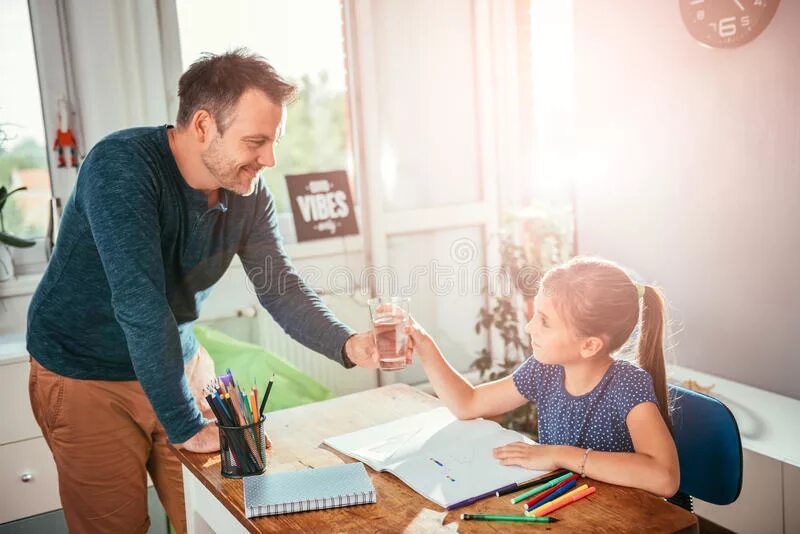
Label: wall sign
xmin=286 ymin=170 xmax=359 ymax=242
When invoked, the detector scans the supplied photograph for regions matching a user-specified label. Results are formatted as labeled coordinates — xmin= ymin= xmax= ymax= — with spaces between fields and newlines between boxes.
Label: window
xmin=174 ymin=0 xmax=356 ymax=244
xmin=527 ymin=0 xmax=575 ymax=205
xmin=0 ymin=0 xmax=52 ymax=245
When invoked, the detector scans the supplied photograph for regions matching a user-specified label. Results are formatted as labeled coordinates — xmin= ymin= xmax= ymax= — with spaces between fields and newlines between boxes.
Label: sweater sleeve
xmin=238 ymin=181 xmax=355 ymax=367
xmin=76 ymin=140 xmax=205 ymax=443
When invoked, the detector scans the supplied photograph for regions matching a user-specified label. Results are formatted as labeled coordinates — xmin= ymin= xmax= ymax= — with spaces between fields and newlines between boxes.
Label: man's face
xmin=200 ymin=89 xmax=284 ymax=196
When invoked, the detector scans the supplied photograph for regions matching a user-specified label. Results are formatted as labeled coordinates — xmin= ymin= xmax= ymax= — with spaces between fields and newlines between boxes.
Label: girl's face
xmin=525 ymin=292 xmax=584 ymax=365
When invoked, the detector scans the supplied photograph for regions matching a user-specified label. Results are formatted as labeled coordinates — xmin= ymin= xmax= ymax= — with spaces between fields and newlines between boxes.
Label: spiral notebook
xmin=243 ymin=462 xmax=376 ymax=518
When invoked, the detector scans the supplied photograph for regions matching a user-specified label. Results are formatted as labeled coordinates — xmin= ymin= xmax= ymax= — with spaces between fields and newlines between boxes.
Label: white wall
xmin=570 ymin=1 xmax=800 ymax=398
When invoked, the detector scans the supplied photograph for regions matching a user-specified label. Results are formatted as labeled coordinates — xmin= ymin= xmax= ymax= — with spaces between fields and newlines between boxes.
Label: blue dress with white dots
xmin=512 ymin=356 xmax=658 ymax=452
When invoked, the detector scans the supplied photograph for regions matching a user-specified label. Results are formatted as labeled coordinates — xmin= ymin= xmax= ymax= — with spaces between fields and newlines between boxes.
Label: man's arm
xmin=238 ymin=181 xmax=357 ymax=367
xmin=78 ymin=140 xmax=205 ymax=443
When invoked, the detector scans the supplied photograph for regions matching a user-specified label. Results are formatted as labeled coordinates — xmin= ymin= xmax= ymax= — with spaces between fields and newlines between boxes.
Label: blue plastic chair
xmin=667 ymin=385 xmax=743 ymax=511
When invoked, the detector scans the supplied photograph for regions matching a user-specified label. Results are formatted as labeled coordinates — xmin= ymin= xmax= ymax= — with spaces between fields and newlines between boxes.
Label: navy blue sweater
xmin=27 ymin=126 xmax=354 ymax=443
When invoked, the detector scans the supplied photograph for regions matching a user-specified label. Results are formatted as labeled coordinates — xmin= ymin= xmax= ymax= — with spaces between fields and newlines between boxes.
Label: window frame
xmin=161 ymin=0 xmax=366 ymax=262
xmin=2 ymin=0 xmax=78 ymax=286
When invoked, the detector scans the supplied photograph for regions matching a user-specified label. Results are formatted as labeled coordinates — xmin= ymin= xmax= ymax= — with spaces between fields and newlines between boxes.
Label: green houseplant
xmin=0 ymin=185 xmax=36 ymax=281
xmin=0 ymin=122 xmax=37 ymax=281
xmin=471 ymin=204 xmax=575 ymax=439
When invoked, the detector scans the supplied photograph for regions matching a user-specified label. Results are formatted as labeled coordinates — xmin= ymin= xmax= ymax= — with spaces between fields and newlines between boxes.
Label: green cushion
xmin=193 ymin=325 xmax=333 ymax=412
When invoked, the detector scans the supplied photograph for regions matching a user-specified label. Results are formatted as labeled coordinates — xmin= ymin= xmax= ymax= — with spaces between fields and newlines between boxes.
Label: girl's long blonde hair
xmin=541 ymin=257 xmax=671 ymax=427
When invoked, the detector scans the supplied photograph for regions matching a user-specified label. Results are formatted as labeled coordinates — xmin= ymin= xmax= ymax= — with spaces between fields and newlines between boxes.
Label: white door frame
xmin=343 ymin=0 xmax=527 ymax=385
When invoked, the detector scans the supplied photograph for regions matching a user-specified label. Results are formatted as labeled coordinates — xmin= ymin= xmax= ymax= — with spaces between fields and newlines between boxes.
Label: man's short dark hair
xmin=176 ymin=48 xmax=297 ymax=134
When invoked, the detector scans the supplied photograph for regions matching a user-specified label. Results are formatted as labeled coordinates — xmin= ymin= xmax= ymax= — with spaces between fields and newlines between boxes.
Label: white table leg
xmin=182 ymin=465 xmax=247 ymax=534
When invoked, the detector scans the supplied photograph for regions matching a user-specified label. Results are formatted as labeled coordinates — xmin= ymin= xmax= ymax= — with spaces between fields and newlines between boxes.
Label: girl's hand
xmin=493 ymin=442 xmax=559 ymax=471
xmin=403 ymin=315 xmax=433 ymax=362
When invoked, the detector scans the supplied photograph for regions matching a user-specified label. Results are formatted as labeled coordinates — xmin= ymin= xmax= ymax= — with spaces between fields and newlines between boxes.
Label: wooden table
xmin=171 ymin=384 xmax=698 ymax=533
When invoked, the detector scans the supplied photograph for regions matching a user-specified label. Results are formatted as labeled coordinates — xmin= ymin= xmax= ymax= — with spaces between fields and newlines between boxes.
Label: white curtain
xmin=28 ymin=0 xmax=182 ymax=235
xmin=60 ymin=0 xmax=178 ymax=148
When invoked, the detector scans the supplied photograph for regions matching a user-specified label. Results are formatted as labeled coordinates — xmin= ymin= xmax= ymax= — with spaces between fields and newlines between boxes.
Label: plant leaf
xmin=0 ymin=231 xmax=36 ymax=248
xmin=0 ymin=186 xmax=27 ymax=212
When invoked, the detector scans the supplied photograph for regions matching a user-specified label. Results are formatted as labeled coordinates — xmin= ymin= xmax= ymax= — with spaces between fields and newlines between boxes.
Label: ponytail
xmin=636 ymin=285 xmax=671 ymax=430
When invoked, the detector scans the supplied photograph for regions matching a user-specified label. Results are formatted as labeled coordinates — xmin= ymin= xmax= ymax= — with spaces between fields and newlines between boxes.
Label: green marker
xmin=511 ymin=471 xmax=575 ymax=504
xmin=461 ymin=514 xmax=558 ymax=523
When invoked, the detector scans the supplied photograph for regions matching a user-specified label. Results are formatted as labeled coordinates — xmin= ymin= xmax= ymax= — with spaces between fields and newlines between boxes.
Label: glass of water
xmin=367 ymin=297 xmax=410 ymax=371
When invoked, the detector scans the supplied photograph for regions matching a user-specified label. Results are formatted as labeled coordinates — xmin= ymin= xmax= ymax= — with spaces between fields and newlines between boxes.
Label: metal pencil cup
xmin=217 ymin=415 xmax=267 ymax=478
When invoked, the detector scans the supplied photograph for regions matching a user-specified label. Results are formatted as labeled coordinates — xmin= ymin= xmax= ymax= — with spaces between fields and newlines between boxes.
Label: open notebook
xmin=243 ymin=463 xmax=376 ymax=518
xmin=323 ymin=407 xmax=546 ymax=508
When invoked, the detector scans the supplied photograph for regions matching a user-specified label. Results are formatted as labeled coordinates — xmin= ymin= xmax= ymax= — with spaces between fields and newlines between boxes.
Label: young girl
xmin=405 ymin=257 xmax=680 ymax=497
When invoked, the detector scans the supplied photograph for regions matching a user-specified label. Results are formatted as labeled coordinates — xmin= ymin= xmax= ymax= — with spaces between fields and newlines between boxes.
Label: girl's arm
xmin=555 ymin=402 xmax=679 ymax=496
xmin=406 ymin=322 xmax=529 ymax=420
xmin=495 ymin=402 xmax=680 ymax=497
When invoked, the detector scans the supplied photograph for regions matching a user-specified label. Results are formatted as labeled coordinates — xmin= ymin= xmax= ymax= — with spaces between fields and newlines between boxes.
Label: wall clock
xmin=679 ymin=0 xmax=780 ymax=48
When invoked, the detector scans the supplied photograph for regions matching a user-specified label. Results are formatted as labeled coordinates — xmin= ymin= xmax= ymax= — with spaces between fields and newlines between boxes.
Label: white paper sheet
xmin=323 ymin=407 xmax=548 ymax=508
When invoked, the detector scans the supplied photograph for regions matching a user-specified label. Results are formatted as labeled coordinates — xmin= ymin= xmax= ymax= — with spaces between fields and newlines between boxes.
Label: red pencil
xmin=533 ymin=485 xmax=597 ymax=517
xmin=525 ymin=474 xmax=580 ymax=508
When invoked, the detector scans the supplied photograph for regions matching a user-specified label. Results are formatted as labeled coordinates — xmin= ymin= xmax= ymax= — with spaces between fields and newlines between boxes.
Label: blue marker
xmin=525 ymin=479 xmax=577 ymax=512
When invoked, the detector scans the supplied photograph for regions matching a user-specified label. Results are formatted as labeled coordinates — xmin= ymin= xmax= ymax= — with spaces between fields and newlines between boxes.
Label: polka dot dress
xmin=512 ymin=356 xmax=658 ymax=452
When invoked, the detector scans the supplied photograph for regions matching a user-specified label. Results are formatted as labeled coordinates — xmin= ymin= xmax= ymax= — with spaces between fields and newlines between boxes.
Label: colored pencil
xmin=461 ymin=514 xmax=557 ymax=523
xmin=259 ymin=374 xmax=275 ymax=415
xmin=526 ymin=484 xmax=589 ymax=516
xmin=511 ymin=471 xmax=575 ymax=504
xmin=529 ymin=486 xmax=596 ymax=517
xmin=525 ymin=478 xmax=577 ymax=511
xmin=524 ymin=475 xmax=577 ymax=509
xmin=496 ymin=469 xmax=569 ymax=497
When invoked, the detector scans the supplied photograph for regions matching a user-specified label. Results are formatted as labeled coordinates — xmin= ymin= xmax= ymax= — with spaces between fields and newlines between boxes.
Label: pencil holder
xmin=217 ymin=415 xmax=267 ymax=478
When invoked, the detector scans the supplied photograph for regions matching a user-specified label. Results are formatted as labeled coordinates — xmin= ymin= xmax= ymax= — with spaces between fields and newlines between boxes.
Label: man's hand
xmin=178 ymin=346 xmax=221 ymax=452
xmin=179 ymin=421 xmax=273 ymax=453
xmin=179 ymin=421 xmax=221 ymax=453
xmin=180 ymin=346 xmax=274 ymax=452
xmin=185 ymin=346 xmax=218 ymax=419
xmin=343 ymin=332 xmax=380 ymax=368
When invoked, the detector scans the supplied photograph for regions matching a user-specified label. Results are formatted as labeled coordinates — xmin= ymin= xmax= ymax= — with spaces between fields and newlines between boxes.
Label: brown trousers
xmin=28 ymin=348 xmax=217 ymax=534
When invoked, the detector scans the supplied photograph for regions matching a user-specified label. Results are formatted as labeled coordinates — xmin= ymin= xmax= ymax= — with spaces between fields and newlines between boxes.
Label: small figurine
xmin=53 ymin=98 xmax=78 ymax=168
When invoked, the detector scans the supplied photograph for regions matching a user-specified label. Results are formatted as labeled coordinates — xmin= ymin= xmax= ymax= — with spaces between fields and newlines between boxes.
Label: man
xmin=26 ymin=49 xmax=378 ymax=533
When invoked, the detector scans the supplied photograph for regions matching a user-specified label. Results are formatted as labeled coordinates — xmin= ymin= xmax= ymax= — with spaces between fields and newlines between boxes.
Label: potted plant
xmin=471 ymin=204 xmax=575 ymax=438
xmin=0 ymin=185 xmax=36 ymax=281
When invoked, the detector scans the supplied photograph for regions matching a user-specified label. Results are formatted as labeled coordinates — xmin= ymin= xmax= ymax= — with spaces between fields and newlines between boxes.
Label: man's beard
xmin=201 ymin=136 xmax=258 ymax=196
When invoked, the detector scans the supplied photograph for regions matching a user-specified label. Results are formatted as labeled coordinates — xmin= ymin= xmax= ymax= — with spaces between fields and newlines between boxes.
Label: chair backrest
xmin=669 ymin=384 xmax=743 ymax=505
